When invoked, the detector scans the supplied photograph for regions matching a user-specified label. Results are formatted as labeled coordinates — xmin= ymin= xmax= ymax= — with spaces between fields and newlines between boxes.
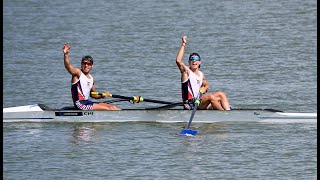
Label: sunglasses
xmin=189 ymin=56 xmax=201 ymax=61
xmin=82 ymin=61 xmax=92 ymax=66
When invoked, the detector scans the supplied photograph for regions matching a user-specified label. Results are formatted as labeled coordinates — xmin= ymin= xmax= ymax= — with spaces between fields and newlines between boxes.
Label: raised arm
xmin=176 ymin=36 xmax=189 ymax=75
xmin=63 ymin=43 xmax=81 ymax=77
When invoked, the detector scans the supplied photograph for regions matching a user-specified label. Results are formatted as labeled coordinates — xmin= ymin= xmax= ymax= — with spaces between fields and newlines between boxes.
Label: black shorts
xmin=74 ymin=100 xmax=94 ymax=110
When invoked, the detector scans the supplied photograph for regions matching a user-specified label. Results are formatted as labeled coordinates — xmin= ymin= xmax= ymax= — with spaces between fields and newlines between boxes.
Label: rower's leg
xmin=199 ymin=94 xmax=224 ymax=110
xmin=215 ymin=92 xmax=231 ymax=110
xmin=93 ymin=103 xmax=121 ymax=110
xmin=210 ymin=99 xmax=225 ymax=110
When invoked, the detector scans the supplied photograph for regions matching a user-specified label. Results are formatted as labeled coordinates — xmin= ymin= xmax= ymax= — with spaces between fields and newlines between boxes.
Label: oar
xmin=179 ymin=93 xmax=202 ymax=136
xmin=91 ymin=92 xmax=175 ymax=105
xmin=145 ymin=102 xmax=184 ymax=110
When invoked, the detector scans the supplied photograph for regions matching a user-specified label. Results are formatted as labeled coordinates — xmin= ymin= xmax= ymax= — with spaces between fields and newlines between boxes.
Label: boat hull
xmin=3 ymin=104 xmax=317 ymax=123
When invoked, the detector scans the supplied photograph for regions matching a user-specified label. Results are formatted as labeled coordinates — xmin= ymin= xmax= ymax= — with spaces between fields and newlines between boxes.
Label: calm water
xmin=3 ymin=0 xmax=317 ymax=179
xmin=3 ymin=122 xmax=317 ymax=179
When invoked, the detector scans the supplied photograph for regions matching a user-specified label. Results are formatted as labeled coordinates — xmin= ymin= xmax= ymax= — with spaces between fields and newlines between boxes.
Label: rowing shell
xmin=3 ymin=104 xmax=317 ymax=123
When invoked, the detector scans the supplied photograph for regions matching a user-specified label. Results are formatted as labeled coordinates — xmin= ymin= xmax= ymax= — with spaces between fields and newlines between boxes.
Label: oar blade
xmin=179 ymin=129 xmax=198 ymax=136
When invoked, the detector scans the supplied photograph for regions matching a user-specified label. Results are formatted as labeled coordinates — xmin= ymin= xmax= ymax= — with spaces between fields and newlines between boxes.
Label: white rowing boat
xmin=3 ymin=104 xmax=317 ymax=123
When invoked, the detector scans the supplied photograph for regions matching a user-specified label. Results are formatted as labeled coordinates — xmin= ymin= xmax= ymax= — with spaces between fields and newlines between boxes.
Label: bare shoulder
xmin=74 ymin=67 xmax=82 ymax=77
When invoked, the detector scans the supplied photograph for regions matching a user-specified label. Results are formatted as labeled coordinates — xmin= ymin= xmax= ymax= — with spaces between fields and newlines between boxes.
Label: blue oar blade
xmin=179 ymin=129 xmax=198 ymax=136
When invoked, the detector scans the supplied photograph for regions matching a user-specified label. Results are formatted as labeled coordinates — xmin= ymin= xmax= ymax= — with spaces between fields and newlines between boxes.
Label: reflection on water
xmin=188 ymin=123 xmax=229 ymax=140
xmin=72 ymin=124 xmax=98 ymax=144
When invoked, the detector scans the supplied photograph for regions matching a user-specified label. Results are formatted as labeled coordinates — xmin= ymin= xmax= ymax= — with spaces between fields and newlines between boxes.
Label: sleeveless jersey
xmin=181 ymin=70 xmax=203 ymax=102
xmin=71 ymin=72 xmax=94 ymax=103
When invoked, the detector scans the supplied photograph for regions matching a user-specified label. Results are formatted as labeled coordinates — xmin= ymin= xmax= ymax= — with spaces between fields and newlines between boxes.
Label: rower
xmin=63 ymin=43 xmax=121 ymax=110
xmin=175 ymin=36 xmax=231 ymax=110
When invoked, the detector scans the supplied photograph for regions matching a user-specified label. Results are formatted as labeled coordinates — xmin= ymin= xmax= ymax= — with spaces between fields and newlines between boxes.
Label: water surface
xmin=3 ymin=0 xmax=317 ymax=179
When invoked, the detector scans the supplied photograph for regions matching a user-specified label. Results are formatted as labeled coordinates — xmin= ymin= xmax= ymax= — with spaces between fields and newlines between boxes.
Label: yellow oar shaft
xmin=91 ymin=92 xmax=109 ymax=97
xmin=91 ymin=92 xmax=143 ymax=103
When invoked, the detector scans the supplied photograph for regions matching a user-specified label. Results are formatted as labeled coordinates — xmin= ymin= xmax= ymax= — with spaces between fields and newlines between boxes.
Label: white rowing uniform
xmin=181 ymin=69 xmax=203 ymax=109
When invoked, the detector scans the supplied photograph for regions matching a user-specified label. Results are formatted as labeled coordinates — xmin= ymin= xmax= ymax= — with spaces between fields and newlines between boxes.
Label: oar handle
xmin=91 ymin=92 xmax=176 ymax=104
xmin=111 ymin=94 xmax=144 ymax=103
xmin=91 ymin=92 xmax=143 ymax=103
xmin=91 ymin=92 xmax=109 ymax=97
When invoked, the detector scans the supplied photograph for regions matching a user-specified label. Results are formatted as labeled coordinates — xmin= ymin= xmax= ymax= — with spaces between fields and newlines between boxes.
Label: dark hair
xmin=81 ymin=55 xmax=94 ymax=64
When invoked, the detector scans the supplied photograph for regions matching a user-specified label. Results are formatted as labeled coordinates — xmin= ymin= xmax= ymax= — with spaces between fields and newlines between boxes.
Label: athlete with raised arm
xmin=176 ymin=36 xmax=231 ymax=110
xmin=63 ymin=43 xmax=121 ymax=110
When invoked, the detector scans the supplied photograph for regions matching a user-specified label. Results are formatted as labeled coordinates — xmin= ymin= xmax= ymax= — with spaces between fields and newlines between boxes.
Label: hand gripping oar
xmin=91 ymin=92 xmax=175 ymax=105
xmin=179 ymin=93 xmax=202 ymax=136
